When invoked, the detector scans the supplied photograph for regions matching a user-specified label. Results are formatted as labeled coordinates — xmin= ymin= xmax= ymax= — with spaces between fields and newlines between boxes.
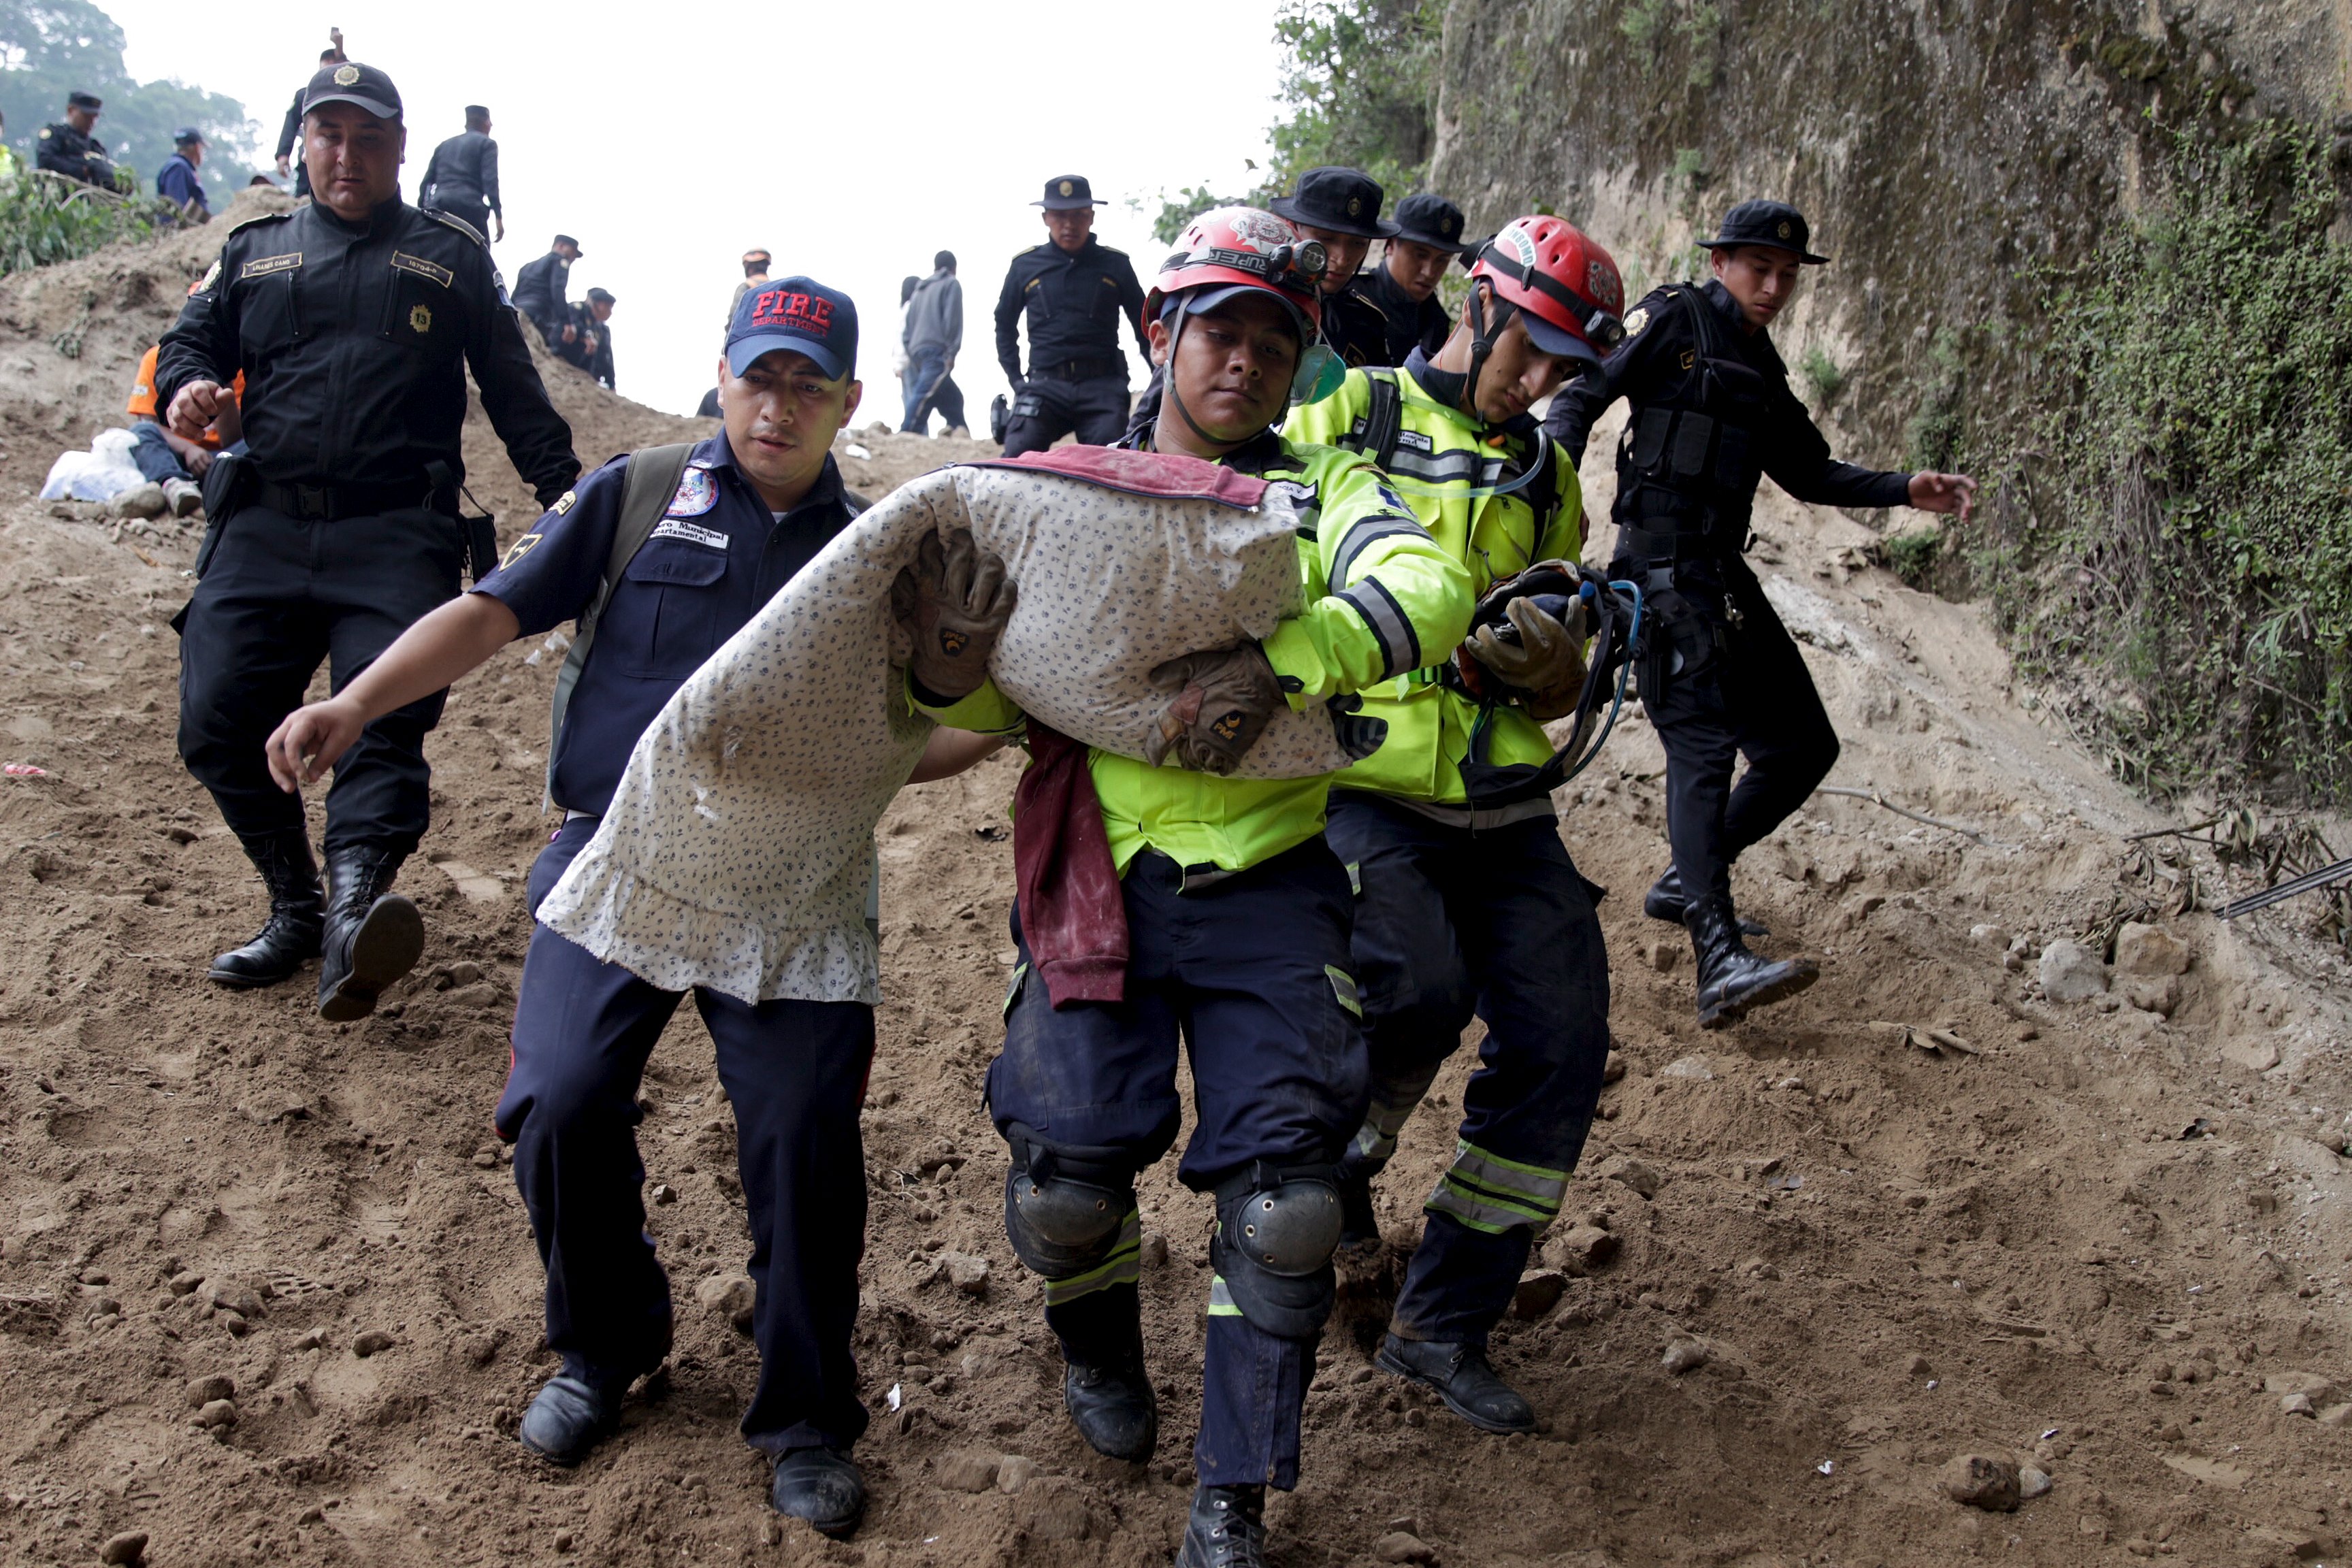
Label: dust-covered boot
xmin=207 ymin=829 xmax=324 ymax=989
xmin=316 ymin=846 xmax=424 ymax=1022
xmin=1643 ymin=866 xmax=1766 ymax=936
xmin=1176 ymin=1483 xmax=1267 ymax=1568
xmin=1376 ymin=1332 xmax=1535 ymax=1434
xmin=1688 ymin=897 xmax=1816 ymax=1030
xmin=1058 ymin=1298 xmax=1157 ymax=1463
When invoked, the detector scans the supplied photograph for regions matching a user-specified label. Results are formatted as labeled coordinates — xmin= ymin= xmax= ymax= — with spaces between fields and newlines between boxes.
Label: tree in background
xmin=1 ymin=0 xmax=257 ymax=206
xmin=1144 ymin=0 xmax=1443 ymax=246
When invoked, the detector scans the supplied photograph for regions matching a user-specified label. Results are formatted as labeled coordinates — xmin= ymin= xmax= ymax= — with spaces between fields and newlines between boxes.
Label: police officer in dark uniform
xmin=420 ymin=104 xmax=503 ymax=244
xmin=994 ymin=175 xmax=1147 ymax=455
xmin=157 ymin=61 xmax=578 ymax=1022
xmin=559 ymin=288 xmax=617 ymax=389
xmin=265 ymin=276 xmax=977 ymax=1539
xmin=1269 ymin=165 xmax=1398 ymax=368
xmin=276 ymin=46 xmax=346 ymax=197
xmin=36 ymin=91 xmax=118 ymax=189
xmin=1354 ymin=192 xmax=1467 ymax=365
xmin=512 ymin=234 xmax=582 ymax=348
xmin=1544 ymin=200 xmax=1976 ymax=1027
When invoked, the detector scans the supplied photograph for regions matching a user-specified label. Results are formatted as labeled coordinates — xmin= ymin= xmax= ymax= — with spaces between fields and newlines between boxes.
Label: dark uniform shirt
xmin=559 ymin=301 xmax=615 ymax=390
xmin=156 ymin=152 xmax=208 ymax=218
xmin=1318 ymin=276 xmax=1392 ymax=370
xmin=420 ymin=129 xmax=501 ymax=222
xmin=36 ymin=121 xmax=114 ymax=187
xmin=156 ymin=197 xmax=577 ymax=506
xmin=512 ymin=250 xmax=572 ymax=342
xmin=275 ymin=88 xmax=312 ymax=197
xmin=1354 ymin=265 xmax=1450 ymax=367
xmin=994 ymin=238 xmax=1147 ymax=385
xmin=473 ymin=438 xmax=862 ymax=815
xmin=1544 ymin=277 xmax=1910 ymax=536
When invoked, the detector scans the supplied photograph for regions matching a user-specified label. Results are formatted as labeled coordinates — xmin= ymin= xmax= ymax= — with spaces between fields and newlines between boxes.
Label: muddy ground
xmin=1 ymin=201 xmax=2348 ymax=1568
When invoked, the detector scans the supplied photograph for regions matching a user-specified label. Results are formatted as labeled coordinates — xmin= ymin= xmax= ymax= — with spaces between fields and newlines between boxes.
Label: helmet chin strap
xmin=1460 ymin=280 xmax=1518 ymax=419
xmin=1157 ymin=310 xmax=1220 ymax=450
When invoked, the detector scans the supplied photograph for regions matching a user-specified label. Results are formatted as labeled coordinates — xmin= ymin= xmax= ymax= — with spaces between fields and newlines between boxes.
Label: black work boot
xmin=316 ymin=846 xmax=424 ymax=1022
xmin=1643 ymin=866 xmax=1766 ymax=936
xmin=207 ymin=829 xmax=324 ymax=989
xmin=770 ymin=1446 xmax=864 ymax=1538
xmin=1177 ymin=1483 xmax=1267 ymax=1568
xmin=1376 ymin=1331 xmax=1536 ymax=1435
xmin=1688 ymin=897 xmax=1816 ymax=1030
xmin=1336 ymin=1169 xmax=1380 ymax=1250
xmin=1054 ymin=1288 xmax=1157 ymax=1462
xmin=518 ymin=1373 xmax=627 ymax=1466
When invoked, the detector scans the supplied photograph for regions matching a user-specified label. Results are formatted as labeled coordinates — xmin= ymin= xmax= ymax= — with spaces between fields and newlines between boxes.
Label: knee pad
xmin=1211 ymin=1173 xmax=1343 ymax=1339
xmin=1003 ymin=1159 xmax=1136 ymax=1281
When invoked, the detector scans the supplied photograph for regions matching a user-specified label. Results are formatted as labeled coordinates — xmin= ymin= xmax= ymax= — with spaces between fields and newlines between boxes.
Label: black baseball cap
xmin=173 ymin=127 xmax=204 ymax=146
xmin=1269 ymin=166 xmax=1399 ymax=241
xmin=553 ymin=233 xmax=582 ymax=252
xmin=1390 ymin=193 xmax=1469 ymax=253
xmin=1034 ymin=174 xmax=1096 ymax=210
xmin=302 ymin=61 xmax=403 ymax=121
xmin=727 ymin=275 xmax=858 ymax=381
xmin=586 ymin=287 xmax=615 ymax=305
xmin=67 ymin=91 xmax=102 ymax=111
xmin=1699 ymin=199 xmax=1829 ymax=265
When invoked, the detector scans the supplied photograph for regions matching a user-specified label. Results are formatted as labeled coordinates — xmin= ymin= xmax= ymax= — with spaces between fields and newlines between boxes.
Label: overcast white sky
xmin=103 ymin=1 xmax=1288 ymax=428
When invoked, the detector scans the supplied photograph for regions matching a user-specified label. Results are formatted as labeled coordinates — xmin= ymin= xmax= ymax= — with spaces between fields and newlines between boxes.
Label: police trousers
xmin=175 ymin=504 xmax=459 ymax=858
xmin=1639 ymin=560 xmax=1840 ymax=907
xmin=496 ymin=819 xmax=875 ymax=1456
xmin=988 ymin=840 xmax=1368 ymax=1489
xmin=1325 ymin=792 xmax=1611 ymax=1345
xmin=1000 ymin=373 xmax=1130 ymax=457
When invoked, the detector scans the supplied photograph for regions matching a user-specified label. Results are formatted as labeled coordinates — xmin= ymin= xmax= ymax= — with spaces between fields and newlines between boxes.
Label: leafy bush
xmin=0 ymin=172 xmax=158 ymax=277
xmin=1966 ymin=122 xmax=2352 ymax=804
xmin=1797 ymin=344 xmax=1845 ymax=408
xmin=1881 ymin=527 xmax=1942 ymax=589
xmin=1265 ymin=0 xmax=1442 ymax=197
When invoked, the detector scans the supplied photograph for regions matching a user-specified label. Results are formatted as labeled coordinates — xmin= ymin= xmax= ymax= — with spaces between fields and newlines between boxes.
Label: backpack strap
xmin=545 ymin=442 xmax=696 ymax=807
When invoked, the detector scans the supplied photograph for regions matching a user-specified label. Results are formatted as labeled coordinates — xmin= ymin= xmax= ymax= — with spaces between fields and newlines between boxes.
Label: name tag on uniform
xmin=240 ymin=253 xmax=302 ymax=279
xmin=649 ymin=519 xmax=728 ymax=551
xmin=390 ymin=252 xmax=453 ymax=288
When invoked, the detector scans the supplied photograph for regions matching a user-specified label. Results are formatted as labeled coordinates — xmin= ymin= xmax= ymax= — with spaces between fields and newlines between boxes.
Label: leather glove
xmin=892 ymin=529 xmax=1016 ymax=702
xmin=1143 ymin=643 xmax=1284 ymax=774
xmin=1468 ymin=596 xmax=1588 ymax=720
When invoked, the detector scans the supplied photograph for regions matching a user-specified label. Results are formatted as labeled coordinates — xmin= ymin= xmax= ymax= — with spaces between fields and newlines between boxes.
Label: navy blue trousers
xmin=1325 ymin=792 xmax=1612 ymax=1345
xmin=176 ymin=504 xmax=459 ymax=856
xmin=1640 ymin=560 xmax=1840 ymax=906
xmin=988 ymin=840 xmax=1368 ymax=1489
xmin=1000 ymin=373 xmax=1130 ymax=456
xmin=497 ymin=820 xmax=874 ymax=1456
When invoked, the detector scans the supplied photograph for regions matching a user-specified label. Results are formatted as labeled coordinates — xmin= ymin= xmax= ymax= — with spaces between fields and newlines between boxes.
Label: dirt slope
xmin=1 ymin=212 xmax=2348 ymax=1568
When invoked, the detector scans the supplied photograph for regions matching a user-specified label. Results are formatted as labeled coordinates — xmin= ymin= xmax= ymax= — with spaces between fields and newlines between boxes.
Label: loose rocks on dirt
xmin=696 ymin=1273 xmax=756 ymax=1330
xmin=99 ymin=1531 xmax=148 ymax=1566
xmin=1375 ymin=1531 xmax=1437 ymax=1564
xmin=1941 ymin=1454 xmax=2022 ymax=1511
xmin=2037 ymin=939 xmax=2108 ymax=1003
xmin=936 ymin=1448 xmax=1000 ymax=1492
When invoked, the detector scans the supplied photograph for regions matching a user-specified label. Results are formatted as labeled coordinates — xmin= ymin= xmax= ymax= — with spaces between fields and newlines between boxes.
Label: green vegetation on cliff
xmin=1970 ymin=124 xmax=2352 ymax=804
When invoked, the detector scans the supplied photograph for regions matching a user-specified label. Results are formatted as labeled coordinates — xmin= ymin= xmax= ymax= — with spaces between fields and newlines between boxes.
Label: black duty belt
xmin=257 ymin=478 xmax=439 ymax=521
xmin=1616 ymin=522 xmax=1738 ymax=564
xmin=1028 ymin=355 xmax=1126 ymax=382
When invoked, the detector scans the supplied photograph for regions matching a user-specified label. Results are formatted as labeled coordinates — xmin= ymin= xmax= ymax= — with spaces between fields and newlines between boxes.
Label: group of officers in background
xmin=146 ymin=49 xmax=1975 ymax=1564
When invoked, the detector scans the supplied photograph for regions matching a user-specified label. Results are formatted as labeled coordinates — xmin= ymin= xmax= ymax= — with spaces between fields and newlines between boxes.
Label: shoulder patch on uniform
xmin=421 ymin=207 xmax=489 ymax=247
xmin=498 ymin=532 xmax=543 ymax=571
xmin=227 ymin=208 xmax=293 ymax=236
xmin=1623 ymin=306 xmax=1650 ymax=337
xmin=240 ymin=252 xmax=301 ymax=280
xmin=391 ymin=251 xmax=454 ymax=287
xmin=194 ymin=258 xmax=222 ymax=294
xmin=663 ymin=466 xmax=718 ymax=519
xmin=551 ymin=489 xmax=578 ymax=515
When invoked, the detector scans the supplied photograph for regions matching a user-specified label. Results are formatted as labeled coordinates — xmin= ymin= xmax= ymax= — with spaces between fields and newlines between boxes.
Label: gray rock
xmin=1601 ymin=1156 xmax=1661 ymax=1198
xmin=936 ymin=1448 xmax=1001 ymax=1492
xmin=1374 ymin=1531 xmax=1437 ymax=1563
xmin=99 ymin=1531 xmax=148 ymax=1566
xmin=194 ymin=1398 xmax=238 ymax=1429
xmin=185 ymin=1373 xmax=235 ymax=1409
xmin=996 ymin=1454 xmax=1038 ymax=1494
xmin=2017 ymin=1465 xmax=2053 ymax=1499
xmin=2037 ymin=940 xmax=2109 ymax=1003
xmin=2114 ymin=921 xmax=2190 ymax=977
xmin=1546 ymin=1225 xmax=1619 ymax=1277
xmin=696 ymin=1273 xmax=756 ymax=1330
xmin=350 ymin=1328 xmax=395 ymax=1357
xmin=940 ymin=1252 xmax=991 ymax=1295
xmin=108 ymin=483 xmax=167 ymax=521
xmin=1941 ymin=1453 xmax=2021 ymax=1511
xmin=1661 ymin=1338 xmax=1710 ymax=1375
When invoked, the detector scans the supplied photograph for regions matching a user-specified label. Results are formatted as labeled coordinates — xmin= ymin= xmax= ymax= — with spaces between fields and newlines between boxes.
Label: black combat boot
xmin=1376 ymin=1331 xmax=1536 ymax=1434
xmin=1058 ymin=1301 xmax=1157 ymax=1463
xmin=1688 ymin=897 xmax=1816 ymax=1030
xmin=1177 ymin=1483 xmax=1267 ymax=1568
xmin=1642 ymin=866 xmax=1766 ymax=936
xmin=770 ymin=1446 xmax=864 ymax=1538
xmin=1336 ymin=1169 xmax=1380 ymax=1250
xmin=207 ymin=829 xmax=325 ymax=988
xmin=316 ymin=846 xmax=424 ymax=1022
xmin=518 ymin=1372 xmax=628 ymax=1466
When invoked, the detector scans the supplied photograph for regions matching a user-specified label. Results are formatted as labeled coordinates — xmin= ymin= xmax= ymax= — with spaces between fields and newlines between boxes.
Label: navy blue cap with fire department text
xmin=725 ymin=275 xmax=858 ymax=381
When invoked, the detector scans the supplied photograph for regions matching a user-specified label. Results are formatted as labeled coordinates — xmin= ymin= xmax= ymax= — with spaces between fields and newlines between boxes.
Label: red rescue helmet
xmin=1467 ymin=215 xmax=1626 ymax=368
xmin=1147 ymin=206 xmax=1326 ymax=343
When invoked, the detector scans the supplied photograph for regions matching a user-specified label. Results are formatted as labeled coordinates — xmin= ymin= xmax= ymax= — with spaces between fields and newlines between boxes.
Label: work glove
xmin=1143 ymin=643 xmax=1284 ymax=774
xmin=1468 ymin=596 xmax=1589 ymax=721
xmin=892 ymin=529 xmax=1016 ymax=702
